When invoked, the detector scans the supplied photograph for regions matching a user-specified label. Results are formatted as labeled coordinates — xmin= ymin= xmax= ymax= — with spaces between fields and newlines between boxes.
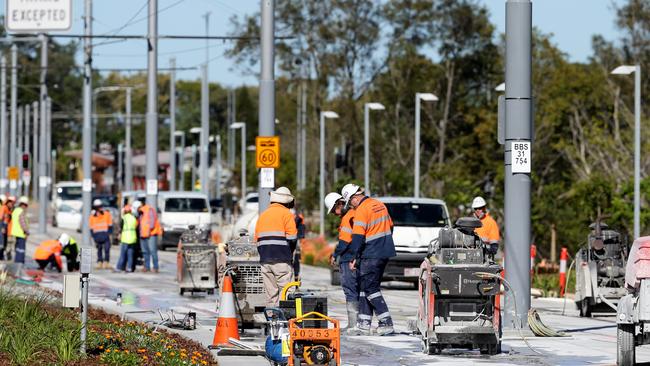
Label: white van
xmin=52 ymin=181 xmax=83 ymax=228
xmin=157 ymin=191 xmax=212 ymax=250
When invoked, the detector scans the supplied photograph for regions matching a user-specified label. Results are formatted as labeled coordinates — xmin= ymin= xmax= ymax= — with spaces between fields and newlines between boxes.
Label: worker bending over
xmin=326 ymin=192 xmax=360 ymax=329
xmin=471 ymin=196 xmax=500 ymax=255
xmin=342 ymin=184 xmax=396 ymax=336
xmin=255 ymin=187 xmax=298 ymax=307
xmin=33 ymin=234 xmax=78 ymax=272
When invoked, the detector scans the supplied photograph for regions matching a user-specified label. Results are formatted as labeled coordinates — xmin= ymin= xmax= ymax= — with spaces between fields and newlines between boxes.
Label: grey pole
xmin=169 ymin=58 xmax=176 ymax=191
xmin=191 ymin=144 xmax=196 ymax=190
xmin=300 ymin=79 xmax=307 ymax=190
xmin=634 ymin=64 xmax=641 ymax=239
xmin=50 ymin=147 xmax=56 ymax=190
xmin=9 ymin=44 xmax=17 ymax=196
xmin=179 ymin=133 xmax=185 ymax=190
xmin=319 ymin=112 xmax=325 ymax=237
xmin=258 ymin=0 xmax=275 ymax=213
xmin=504 ymin=0 xmax=532 ymax=329
xmin=0 ymin=57 xmax=6 ymax=194
xmin=24 ymin=104 xmax=30 ymax=195
xmin=38 ymin=35 xmax=49 ymax=234
xmin=296 ymin=82 xmax=301 ymax=189
xmin=364 ymin=105 xmax=369 ymax=195
xmin=17 ymin=106 xmax=22 ymax=196
xmin=31 ymin=101 xmax=38 ymax=199
xmin=80 ymin=0 xmax=92 ymax=354
xmin=117 ymin=143 xmax=123 ymax=192
xmin=215 ymin=134 xmax=221 ymax=200
xmin=203 ymin=12 xmax=211 ymax=66
xmin=200 ymin=64 xmax=209 ymax=196
xmin=145 ymin=0 xmax=159 ymax=208
xmin=125 ymin=87 xmax=133 ymax=191
xmin=241 ymin=124 xmax=246 ymax=199
xmin=227 ymin=90 xmax=233 ymax=169
xmin=46 ymin=98 xmax=52 ymax=198
xmin=415 ymin=95 xmax=421 ymax=198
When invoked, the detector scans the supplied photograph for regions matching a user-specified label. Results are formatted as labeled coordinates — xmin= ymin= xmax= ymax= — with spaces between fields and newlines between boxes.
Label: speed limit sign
xmin=256 ymin=136 xmax=280 ymax=169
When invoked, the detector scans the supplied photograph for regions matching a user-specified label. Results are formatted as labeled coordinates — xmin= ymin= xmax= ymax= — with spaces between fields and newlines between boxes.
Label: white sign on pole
xmin=146 ymin=179 xmax=158 ymax=195
xmin=512 ymin=141 xmax=531 ymax=174
xmin=260 ymin=168 xmax=274 ymax=188
xmin=6 ymin=0 xmax=73 ymax=32
xmin=82 ymin=178 xmax=92 ymax=192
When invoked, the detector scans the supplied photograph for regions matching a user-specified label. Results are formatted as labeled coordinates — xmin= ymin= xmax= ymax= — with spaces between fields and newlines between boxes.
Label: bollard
xmin=530 ymin=244 xmax=536 ymax=275
xmin=559 ymin=247 xmax=568 ymax=296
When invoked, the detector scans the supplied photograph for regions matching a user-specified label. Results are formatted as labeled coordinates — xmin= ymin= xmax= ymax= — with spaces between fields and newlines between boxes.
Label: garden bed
xmin=0 ymin=282 xmax=217 ymax=365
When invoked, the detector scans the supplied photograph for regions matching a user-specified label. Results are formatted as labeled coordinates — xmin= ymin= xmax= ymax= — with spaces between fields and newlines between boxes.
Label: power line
xmin=40 ymin=34 xmax=292 ymax=40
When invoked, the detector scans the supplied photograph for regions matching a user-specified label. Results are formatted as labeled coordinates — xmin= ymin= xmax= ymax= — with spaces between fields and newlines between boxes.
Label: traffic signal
xmin=335 ymin=152 xmax=345 ymax=169
xmin=194 ymin=151 xmax=200 ymax=168
xmin=21 ymin=153 xmax=29 ymax=169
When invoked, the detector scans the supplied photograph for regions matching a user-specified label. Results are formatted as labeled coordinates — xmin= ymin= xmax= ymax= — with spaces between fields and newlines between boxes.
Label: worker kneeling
xmin=33 ymin=234 xmax=78 ymax=273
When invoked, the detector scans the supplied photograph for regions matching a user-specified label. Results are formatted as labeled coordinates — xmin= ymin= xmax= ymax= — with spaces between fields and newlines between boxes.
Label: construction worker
xmin=471 ymin=196 xmax=500 ymax=255
xmin=255 ymin=187 xmax=298 ymax=307
xmin=292 ymin=209 xmax=306 ymax=281
xmin=138 ymin=200 xmax=162 ymax=273
xmin=10 ymin=196 xmax=30 ymax=264
xmin=342 ymin=184 xmax=396 ymax=336
xmin=33 ymin=234 xmax=76 ymax=272
xmin=1 ymin=196 xmax=15 ymax=260
xmin=89 ymin=199 xmax=113 ymax=269
xmin=115 ymin=204 xmax=138 ymax=272
xmin=60 ymin=233 xmax=80 ymax=272
xmin=0 ymin=194 xmax=6 ymax=260
xmin=326 ymin=192 xmax=360 ymax=329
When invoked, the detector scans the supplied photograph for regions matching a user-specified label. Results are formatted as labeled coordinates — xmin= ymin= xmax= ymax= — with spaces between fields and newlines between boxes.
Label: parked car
xmin=238 ymin=192 xmax=259 ymax=214
xmin=330 ymin=196 xmax=451 ymax=286
xmin=54 ymin=202 xmax=82 ymax=231
xmin=157 ymin=191 xmax=211 ymax=250
xmin=52 ymin=182 xmax=83 ymax=227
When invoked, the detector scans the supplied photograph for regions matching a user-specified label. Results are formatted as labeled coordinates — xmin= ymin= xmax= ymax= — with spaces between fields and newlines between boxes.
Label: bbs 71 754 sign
xmin=6 ymin=0 xmax=72 ymax=32
xmin=256 ymin=136 xmax=280 ymax=169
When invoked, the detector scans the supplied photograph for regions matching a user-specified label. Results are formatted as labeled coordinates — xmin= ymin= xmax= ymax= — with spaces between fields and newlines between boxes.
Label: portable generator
xmin=416 ymin=217 xmax=503 ymax=355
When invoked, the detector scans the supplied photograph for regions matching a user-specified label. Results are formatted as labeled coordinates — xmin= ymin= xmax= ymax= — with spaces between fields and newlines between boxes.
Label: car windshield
xmin=58 ymin=186 xmax=82 ymax=201
xmin=384 ymin=202 xmax=448 ymax=228
xmin=246 ymin=196 xmax=259 ymax=203
xmin=94 ymin=196 xmax=117 ymax=208
xmin=164 ymin=198 xmax=208 ymax=213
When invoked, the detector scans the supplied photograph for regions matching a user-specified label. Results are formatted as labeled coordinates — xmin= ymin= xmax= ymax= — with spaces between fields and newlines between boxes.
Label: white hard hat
xmin=0 ymin=194 xmax=6 ymax=202
xmin=92 ymin=199 xmax=103 ymax=207
xmin=471 ymin=196 xmax=487 ymax=209
xmin=58 ymin=233 xmax=70 ymax=246
xmin=131 ymin=200 xmax=142 ymax=211
xmin=341 ymin=183 xmax=362 ymax=203
xmin=18 ymin=196 xmax=29 ymax=205
xmin=324 ymin=192 xmax=343 ymax=214
xmin=269 ymin=186 xmax=295 ymax=204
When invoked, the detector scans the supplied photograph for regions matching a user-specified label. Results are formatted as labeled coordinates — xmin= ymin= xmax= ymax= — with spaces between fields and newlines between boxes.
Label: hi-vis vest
xmin=254 ymin=203 xmax=298 ymax=264
xmin=139 ymin=205 xmax=161 ymax=238
xmin=10 ymin=207 xmax=27 ymax=238
xmin=121 ymin=213 xmax=137 ymax=244
xmin=350 ymin=197 xmax=396 ymax=259
xmin=333 ymin=208 xmax=356 ymax=262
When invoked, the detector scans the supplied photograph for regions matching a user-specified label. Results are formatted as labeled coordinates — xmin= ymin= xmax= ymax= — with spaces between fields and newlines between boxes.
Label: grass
xmin=531 ymin=272 xmax=576 ymax=297
xmin=0 ymin=280 xmax=216 ymax=365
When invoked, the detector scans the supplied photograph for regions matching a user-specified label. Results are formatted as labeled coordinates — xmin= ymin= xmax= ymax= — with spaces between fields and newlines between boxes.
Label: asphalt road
xmin=15 ymin=220 xmax=650 ymax=366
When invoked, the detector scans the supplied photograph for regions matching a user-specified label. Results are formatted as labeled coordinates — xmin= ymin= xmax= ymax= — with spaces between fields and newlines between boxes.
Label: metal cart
xmin=177 ymin=227 xmax=217 ymax=295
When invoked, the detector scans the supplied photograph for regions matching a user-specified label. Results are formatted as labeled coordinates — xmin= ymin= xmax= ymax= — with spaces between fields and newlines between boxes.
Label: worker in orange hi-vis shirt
xmin=471 ymin=196 xmax=500 ymax=255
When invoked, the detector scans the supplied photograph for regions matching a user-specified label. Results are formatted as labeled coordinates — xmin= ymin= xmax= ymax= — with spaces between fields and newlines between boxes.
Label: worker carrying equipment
xmin=90 ymin=199 xmax=113 ymax=269
xmin=342 ymin=183 xmax=396 ymax=336
xmin=255 ymin=186 xmax=298 ymax=307
xmin=326 ymin=191 xmax=360 ymax=330
xmin=471 ymin=196 xmax=500 ymax=255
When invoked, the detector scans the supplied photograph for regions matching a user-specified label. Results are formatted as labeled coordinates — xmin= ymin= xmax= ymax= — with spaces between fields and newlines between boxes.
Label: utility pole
xmin=178 ymin=132 xmax=185 ymax=190
xmin=145 ymin=0 xmax=159 ymax=209
xmin=296 ymin=81 xmax=301 ymax=189
xmin=17 ymin=106 xmax=22 ymax=196
xmin=0 ymin=56 xmax=6 ymax=194
xmin=228 ymin=89 xmax=235 ymax=169
xmin=200 ymin=64 xmax=209 ymax=196
xmin=9 ymin=44 xmax=17 ymax=196
xmin=504 ymin=0 xmax=532 ymax=329
xmin=191 ymin=144 xmax=197 ymax=190
xmin=169 ymin=58 xmax=176 ymax=191
xmin=47 ymin=98 xmax=52 ymax=197
xmin=24 ymin=104 xmax=30 ymax=195
xmin=258 ymin=0 xmax=275 ymax=213
xmin=125 ymin=87 xmax=133 ymax=191
xmin=38 ymin=34 xmax=49 ymax=234
xmin=300 ymin=78 xmax=307 ymax=190
xmin=31 ymin=101 xmax=38 ymax=199
xmin=117 ymin=143 xmax=123 ymax=191
xmin=215 ymin=134 xmax=221 ymax=200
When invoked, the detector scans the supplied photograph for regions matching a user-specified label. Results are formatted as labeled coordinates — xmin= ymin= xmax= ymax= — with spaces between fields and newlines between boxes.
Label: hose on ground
xmin=527 ymin=308 xmax=567 ymax=337
xmin=561 ymin=256 xmax=577 ymax=316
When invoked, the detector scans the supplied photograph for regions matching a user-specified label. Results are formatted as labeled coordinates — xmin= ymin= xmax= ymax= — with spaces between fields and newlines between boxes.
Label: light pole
xmin=230 ymin=122 xmax=246 ymax=201
xmin=414 ymin=93 xmax=438 ymax=198
xmin=320 ymin=111 xmax=339 ymax=237
xmin=210 ymin=135 xmax=222 ymax=200
xmin=190 ymin=127 xmax=201 ymax=191
xmin=174 ymin=131 xmax=186 ymax=191
xmin=364 ymin=103 xmax=385 ymax=195
xmin=612 ymin=65 xmax=642 ymax=239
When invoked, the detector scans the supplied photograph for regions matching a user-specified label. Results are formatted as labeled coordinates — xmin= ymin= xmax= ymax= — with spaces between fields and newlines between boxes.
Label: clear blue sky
xmin=1 ymin=0 xmax=624 ymax=87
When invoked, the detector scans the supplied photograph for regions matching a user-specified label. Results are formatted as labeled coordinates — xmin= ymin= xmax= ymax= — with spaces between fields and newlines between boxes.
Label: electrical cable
xmin=527 ymin=309 xmax=568 ymax=337
xmin=561 ymin=256 xmax=577 ymax=316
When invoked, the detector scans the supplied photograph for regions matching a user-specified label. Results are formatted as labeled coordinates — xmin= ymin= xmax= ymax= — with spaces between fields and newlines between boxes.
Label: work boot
xmin=377 ymin=324 xmax=395 ymax=336
xmin=103 ymin=262 xmax=111 ymax=269
xmin=347 ymin=326 xmax=371 ymax=336
xmin=95 ymin=262 xmax=104 ymax=270
xmin=345 ymin=301 xmax=359 ymax=330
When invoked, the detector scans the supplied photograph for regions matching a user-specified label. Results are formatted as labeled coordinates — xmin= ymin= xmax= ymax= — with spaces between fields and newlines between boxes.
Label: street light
xmin=495 ymin=83 xmax=505 ymax=92
xmin=320 ymin=111 xmax=339 ymax=237
xmin=611 ymin=64 xmax=642 ymax=239
xmin=189 ymin=127 xmax=201 ymax=191
xmin=209 ymin=134 xmax=222 ymax=200
xmin=174 ymin=130 xmax=186 ymax=191
xmin=414 ymin=93 xmax=438 ymax=198
xmin=230 ymin=122 xmax=247 ymax=200
xmin=364 ymin=102 xmax=385 ymax=195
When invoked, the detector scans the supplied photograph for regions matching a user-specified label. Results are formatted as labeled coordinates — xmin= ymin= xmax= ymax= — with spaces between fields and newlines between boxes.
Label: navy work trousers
xmin=95 ymin=238 xmax=111 ymax=263
xmin=339 ymin=261 xmax=360 ymax=303
xmin=357 ymin=258 xmax=393 ymax=329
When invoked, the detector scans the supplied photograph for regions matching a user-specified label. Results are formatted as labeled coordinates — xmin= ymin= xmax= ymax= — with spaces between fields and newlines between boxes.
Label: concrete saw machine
xmin=416 ymin=217 xmax=503 ymax=355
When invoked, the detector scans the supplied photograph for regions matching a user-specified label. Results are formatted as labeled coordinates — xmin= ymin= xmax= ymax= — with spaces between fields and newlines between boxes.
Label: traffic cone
xmin=212 ymin=275 xmax=239 ymax=346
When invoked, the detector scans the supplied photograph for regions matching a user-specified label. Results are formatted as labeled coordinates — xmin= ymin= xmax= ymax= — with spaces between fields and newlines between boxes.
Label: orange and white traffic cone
xmin=212 ymin=275 xmax=239 ymax=346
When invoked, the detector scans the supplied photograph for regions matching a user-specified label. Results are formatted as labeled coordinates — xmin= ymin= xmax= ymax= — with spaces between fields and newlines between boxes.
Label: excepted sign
xmin=39 ymin=175 xmax=48 ymax=188
xmin=256 ymin=136 xmax=280 ymax=169
xmin=7 ymin=166 xmax=18 ymax=181
xmin=512 ymin=141 xmax=531 ymax=173
xmin=260 ymin=168 xmax=274 ymax=188
xmin=146 ymin=179 xmax=158 ymax=195
xmin=82 ymin=178 xmax=92 ymax=192
xmin=6 ymin=0 xmax=73 ymax=32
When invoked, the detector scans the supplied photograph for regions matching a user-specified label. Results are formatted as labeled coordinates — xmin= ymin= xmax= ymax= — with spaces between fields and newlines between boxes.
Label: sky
xmin=0 ymin=0 xmax=625 ymax=87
